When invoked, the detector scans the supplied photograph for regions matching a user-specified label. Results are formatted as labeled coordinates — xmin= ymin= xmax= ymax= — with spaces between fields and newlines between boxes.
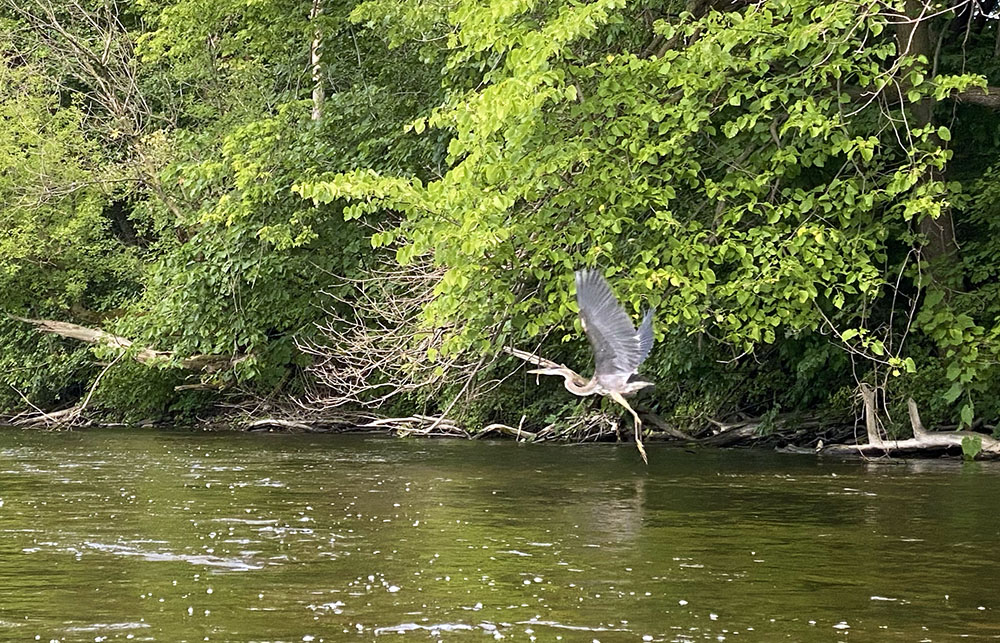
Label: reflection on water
xmin=0 ymin=429 xmax=999 ymax=640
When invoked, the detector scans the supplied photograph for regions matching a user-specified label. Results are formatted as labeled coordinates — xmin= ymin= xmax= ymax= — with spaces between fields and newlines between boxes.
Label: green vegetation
xmin=3 ymin=0 xmax=1000 ymax=440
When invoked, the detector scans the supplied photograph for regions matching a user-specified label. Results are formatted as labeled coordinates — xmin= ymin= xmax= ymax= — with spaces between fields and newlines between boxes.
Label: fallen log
xmin=12 ymin=406 xmax=83 ymax=427
xmin=641 ymin=412 xmax=696 ymax=441
xmin=243 ymin=418 xmax=317 ymax=432
xmin=14 ymin=317 xmax=235 ymax=372
xmin=698 ymin=422 xmax=762 ymax=447
xmin=820 ymin=386 xmax=1000 ymax=458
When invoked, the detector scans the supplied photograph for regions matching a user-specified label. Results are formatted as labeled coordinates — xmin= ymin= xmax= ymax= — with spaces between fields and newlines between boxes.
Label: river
xmin=0 ymin=429 xmax=998 ymax=641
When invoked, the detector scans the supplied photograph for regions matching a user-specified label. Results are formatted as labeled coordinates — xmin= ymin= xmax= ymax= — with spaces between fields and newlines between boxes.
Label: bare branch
xmin=299 ymin=261 xmax=498 ymax=410
xmin=13 ymin=317 xmax=236 ymax=372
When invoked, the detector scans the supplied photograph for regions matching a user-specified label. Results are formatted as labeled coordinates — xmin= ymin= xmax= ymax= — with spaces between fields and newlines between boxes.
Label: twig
xmin=75 ymin=351 xmax=126 ymax=419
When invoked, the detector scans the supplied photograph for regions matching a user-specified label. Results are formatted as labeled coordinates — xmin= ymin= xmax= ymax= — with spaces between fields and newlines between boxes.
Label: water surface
xmin=1 ymin=429 xmax=998 ymax=641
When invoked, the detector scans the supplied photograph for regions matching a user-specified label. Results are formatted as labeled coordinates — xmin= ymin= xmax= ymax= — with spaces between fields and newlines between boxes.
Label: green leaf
xmin=960 ymin=403 xmax=974 ymax=428
xmin=943 ymin=382 xmax=963 ymax=404
xmin=961 ymin=434 xmax=982 ymax=461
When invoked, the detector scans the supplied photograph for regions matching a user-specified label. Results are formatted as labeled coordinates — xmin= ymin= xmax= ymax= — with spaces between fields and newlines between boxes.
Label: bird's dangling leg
xmin=610 ymin=391 xmax=648 ymax=465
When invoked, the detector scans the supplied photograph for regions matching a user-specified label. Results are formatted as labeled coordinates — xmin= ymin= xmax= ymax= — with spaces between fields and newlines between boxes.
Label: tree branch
xmin=14 ymin=317 xmax=235 ymax=372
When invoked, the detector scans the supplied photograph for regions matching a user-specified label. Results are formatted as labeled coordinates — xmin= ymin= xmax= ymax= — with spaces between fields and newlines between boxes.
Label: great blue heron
xmin=507 ymin=269 xmax=655 ymax=463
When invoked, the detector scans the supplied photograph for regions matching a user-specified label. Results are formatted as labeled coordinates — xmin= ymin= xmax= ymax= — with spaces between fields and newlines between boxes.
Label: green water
xmin=0 ymin=429 xmax=998 ymax=641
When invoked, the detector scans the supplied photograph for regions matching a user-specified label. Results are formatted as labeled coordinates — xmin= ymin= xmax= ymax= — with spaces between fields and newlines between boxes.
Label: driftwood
xmin=243 ymin=418 xmax=318 ymax=432
xmin=820 ymin=385 xmax=1000 ymax=458
xmin=11 ymin=407 xmax=83 ymax=428
xmin=667 ymin=412 xmax=854 ymax=448
xmin=14 ymin=317 xmax=234 ymax=372
xmin=698 ymin=421 xmax=763 ymax=447
xmin=235 ymin=410 xmax=543 ymax=440
xmin=479 ymin=422 xmax=538 ymax=441
xmin=352 ymin=414 xmax=470 ymax=438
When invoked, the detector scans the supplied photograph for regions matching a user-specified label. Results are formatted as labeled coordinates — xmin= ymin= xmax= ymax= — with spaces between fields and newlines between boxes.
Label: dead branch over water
xmin=13 ymin=317 xmax=235 ymax=372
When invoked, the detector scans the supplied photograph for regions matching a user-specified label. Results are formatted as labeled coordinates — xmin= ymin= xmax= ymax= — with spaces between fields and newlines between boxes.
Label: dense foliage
xmin=3 ymin=0 xmax=1000 ymax=437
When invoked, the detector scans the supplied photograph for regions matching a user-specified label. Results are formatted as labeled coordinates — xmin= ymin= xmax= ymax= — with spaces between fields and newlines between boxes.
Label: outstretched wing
xmin=637 ymin=308 xmax=655 ymax=366
xmin=575 ymin=269 xmax=642 ymax=377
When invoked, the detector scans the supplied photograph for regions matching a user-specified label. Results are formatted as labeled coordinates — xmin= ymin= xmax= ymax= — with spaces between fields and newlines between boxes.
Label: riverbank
xmin=5 ymin=385 xmax=998 ymax=460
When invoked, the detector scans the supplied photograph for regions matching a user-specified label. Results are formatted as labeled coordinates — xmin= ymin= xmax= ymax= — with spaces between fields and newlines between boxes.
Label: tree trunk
xmin=896 ymin=0 xmax=959 ymax=270
xmin=310 ymin=0 xmax=324 ymax=121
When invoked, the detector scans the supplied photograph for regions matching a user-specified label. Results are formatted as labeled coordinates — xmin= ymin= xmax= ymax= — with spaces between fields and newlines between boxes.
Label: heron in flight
xmin=507 ymin=269 xmax=655 ymax=463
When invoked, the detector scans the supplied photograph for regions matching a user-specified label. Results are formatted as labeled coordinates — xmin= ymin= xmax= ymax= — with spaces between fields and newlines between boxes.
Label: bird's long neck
xmin=563 ymin=373 xmax=598 ymax=396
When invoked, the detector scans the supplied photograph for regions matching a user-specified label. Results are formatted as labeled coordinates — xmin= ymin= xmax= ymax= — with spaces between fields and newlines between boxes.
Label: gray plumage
xmin=575 ymin=269 xmax=655 ymax=396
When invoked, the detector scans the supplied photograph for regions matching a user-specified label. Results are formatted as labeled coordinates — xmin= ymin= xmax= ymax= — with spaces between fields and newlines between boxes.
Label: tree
xmin=0 ymin=0 xmax=443 ymax=418
xmin=298 ymin=0 xmax=1000 ymax=431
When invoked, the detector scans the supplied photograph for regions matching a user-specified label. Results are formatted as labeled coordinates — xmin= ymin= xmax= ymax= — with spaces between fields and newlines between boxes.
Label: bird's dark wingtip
xmin=627 ymin=374 xmax=655 ymax=388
